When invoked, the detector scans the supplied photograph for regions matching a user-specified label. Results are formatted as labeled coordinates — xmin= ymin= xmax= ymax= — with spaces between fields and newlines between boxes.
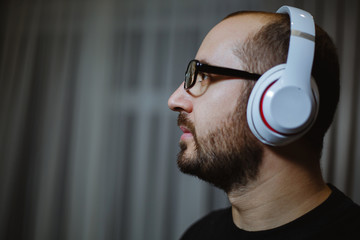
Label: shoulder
xmin=180 ymin=207 xmax=233 ymax=240
xmin=317 ymin=184 xmax=360 ymax=237
xmin=327 ymin=184 xmax=360 ymax=218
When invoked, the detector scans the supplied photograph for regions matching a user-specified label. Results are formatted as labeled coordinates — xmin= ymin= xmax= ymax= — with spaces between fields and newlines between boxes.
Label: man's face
xmin=168 ymin=15 xmax=265 ymax=192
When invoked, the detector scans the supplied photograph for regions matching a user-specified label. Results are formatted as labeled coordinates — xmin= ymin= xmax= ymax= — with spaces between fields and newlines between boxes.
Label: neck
xmin=228 ymin=147 xmax=331 ymax=231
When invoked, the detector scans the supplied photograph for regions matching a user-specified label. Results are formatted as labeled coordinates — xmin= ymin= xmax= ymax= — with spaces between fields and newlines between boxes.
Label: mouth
xmin=179 ymin=126 xmax=193 ymax=141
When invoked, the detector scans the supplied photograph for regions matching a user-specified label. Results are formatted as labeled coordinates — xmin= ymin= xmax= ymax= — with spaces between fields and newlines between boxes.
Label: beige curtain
xmin=0 ymin=0 xmax=359 ymax=239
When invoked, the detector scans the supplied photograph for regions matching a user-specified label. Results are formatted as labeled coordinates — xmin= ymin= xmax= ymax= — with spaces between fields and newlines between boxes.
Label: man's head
xmin=168 ymin=10 xmax=339 ymax=192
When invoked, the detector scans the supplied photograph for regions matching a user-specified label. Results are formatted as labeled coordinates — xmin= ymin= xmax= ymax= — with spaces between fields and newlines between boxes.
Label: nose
xmin=168 ymin=83 xmax=193 ymax=113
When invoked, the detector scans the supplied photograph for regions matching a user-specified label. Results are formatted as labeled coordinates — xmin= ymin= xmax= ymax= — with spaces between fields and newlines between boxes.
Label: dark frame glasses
xmin=184 ymin=59 xmax=261 ymax=90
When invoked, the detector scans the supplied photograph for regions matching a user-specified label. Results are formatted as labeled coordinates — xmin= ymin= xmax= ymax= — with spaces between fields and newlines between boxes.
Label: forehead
xmin=195 ymin=14 xmax=269 ymax=69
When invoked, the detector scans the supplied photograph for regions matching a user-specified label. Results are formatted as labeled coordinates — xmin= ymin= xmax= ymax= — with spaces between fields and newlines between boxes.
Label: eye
xmin=189 ymin=72 xmax=211 ymax=96
xmin=198 ymin=72 xmax=210 ymax=82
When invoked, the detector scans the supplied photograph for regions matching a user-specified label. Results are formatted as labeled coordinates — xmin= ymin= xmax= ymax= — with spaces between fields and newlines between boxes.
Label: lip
xmin=179 ymin=126 xmax=193 ymax=140
xmin=180 ymin=126 xmax=191 ymax=133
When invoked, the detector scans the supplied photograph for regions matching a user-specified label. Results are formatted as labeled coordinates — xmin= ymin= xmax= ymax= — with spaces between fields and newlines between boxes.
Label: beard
xmin=177 ymin=86 xmax=263 ymax=193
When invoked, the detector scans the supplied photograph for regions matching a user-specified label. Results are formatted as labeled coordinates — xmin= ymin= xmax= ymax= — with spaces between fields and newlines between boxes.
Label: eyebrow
xmin=197 ymin=59 xmax=243 ymax=71
xmin=196 ymin=59 xmax=211 ymax=65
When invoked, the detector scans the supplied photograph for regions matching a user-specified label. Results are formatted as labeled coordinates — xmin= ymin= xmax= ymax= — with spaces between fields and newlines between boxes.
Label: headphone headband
xmin=276 ymin=6 xmax=315 ymax=91
xmin=277 ymin=6 xmax=315 ymax=37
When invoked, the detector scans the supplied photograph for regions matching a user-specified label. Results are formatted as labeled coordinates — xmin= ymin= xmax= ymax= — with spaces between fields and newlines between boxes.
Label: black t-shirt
xmin=180 ymin=185 xmax=360 ymax=239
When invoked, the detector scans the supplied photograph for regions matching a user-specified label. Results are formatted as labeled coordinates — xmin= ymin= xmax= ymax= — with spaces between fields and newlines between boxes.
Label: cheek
xmin=194 ymin=81 xmax=245 ymax=135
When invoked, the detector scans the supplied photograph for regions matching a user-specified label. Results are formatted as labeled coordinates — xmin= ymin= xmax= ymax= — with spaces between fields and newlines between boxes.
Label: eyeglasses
xmin=184 ymin=59 xmax=261 ymax=95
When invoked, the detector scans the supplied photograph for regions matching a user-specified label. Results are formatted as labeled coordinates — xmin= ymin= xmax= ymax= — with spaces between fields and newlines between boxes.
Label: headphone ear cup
xmin=310 ymin=76 xmax=320 ymax=112
xmin=247 ymin=64 xmax=319 ymax=146
xmin=309 ymin=75 xmax=320 ymax=124
xmin=247 ymin=64 xmax=287 ymax=145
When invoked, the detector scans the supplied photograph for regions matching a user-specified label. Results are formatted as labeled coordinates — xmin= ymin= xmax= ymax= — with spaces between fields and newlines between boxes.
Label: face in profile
xmin=168 ymin=14 xmax=266 ymax=192
xmin=176 ymin=86 xmax=263 ymax=193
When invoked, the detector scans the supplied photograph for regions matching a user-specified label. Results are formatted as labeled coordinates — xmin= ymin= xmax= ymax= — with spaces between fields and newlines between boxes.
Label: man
xmin=168 ymin=6 xmax=360 ymax=240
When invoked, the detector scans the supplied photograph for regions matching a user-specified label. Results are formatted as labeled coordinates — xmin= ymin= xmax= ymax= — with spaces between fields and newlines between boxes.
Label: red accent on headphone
xmin=259 ymin=81 xmax=282 ymax=135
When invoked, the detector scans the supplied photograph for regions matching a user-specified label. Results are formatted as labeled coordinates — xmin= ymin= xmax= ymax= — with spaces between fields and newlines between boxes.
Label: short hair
xmin=228 ymin=11 xmax=340 ymax=151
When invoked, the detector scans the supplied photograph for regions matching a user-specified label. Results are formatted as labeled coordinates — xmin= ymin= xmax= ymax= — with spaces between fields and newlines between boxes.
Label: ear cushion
xmin=247 ymin=64 xmax=319 ymax=146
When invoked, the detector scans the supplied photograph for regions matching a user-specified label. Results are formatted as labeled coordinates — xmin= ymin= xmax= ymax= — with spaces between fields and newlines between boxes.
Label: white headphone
xmin=247 ymin=6 xmax=319 ymax=146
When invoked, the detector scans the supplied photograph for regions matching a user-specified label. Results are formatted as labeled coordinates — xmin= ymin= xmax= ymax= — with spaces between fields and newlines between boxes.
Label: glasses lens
xmin=184 ymin=60 xmax=197 ymax=89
